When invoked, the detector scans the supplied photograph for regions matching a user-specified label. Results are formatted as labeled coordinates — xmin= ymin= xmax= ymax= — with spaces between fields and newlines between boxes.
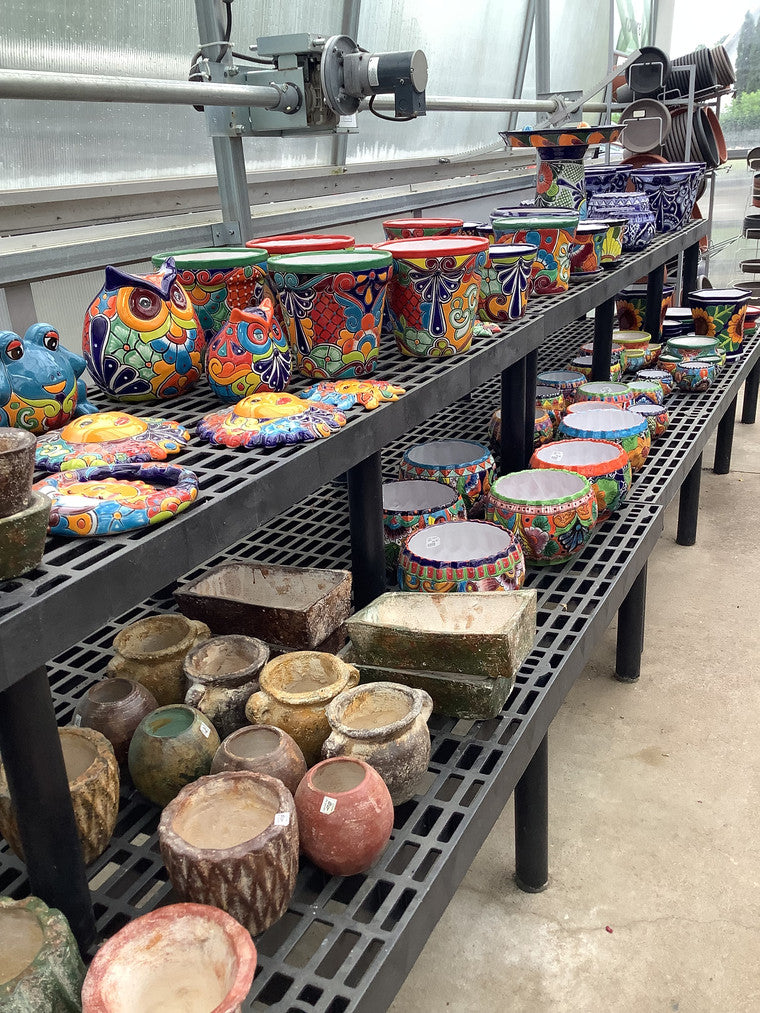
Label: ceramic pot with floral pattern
xmin=492 ymin=213 xmax=578 ymax=295
xmin=687 ymin=288 xmax=751 ymax=357
xmin=530 ymin=438 xmax=631 ymax=522
xmin=398 ymin=519 xmax=526 ymax=592
xmin=559 ymin=407 xmax=651 ymax=472
xmin=382 ymin=479 xmax=466 ymax=574
xmin=398 ymin=439 xmax=495 ymax=513
xmin=478 ymin=243 xmax=538 ymax=322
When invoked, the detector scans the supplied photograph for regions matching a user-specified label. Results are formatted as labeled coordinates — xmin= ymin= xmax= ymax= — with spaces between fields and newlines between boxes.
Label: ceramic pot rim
xmin=578 ymin=381 xmax=630 ymax=397
xmin=112 ymin=615 xmax=198 ymax=660
xmin=138 ymin=703 xmax=204 ymax=740
xmin=267 ymin=250 xmax=392 ymax=273
xmin=258 ymin=652 xmax=358 ymax=705
xmin=58 ymin=726 xmax=112 ymax=789
xmin=537 ymin=370 xmax=586 ymax=386
xmin=152 ymin=248 xmax=268 ymax=268
xmin=376 ymin=236 xmax=488 ymax=258
xmin=0 ymin=429 xmax=36 ymax=456
xmin=183 ymin=635 xmax=269 ymax=686
xmin=219 ymin=723 xmax=289 ymax=761
xmin=487 ymin=243 xmax=539 ymax=258
xmin=402 ymin=519 xmax=519 ymax=570
xmin=326 ymin=681 xmax=427 ymax=741
xmin=687 ymin=288 xmax=751 ymax=304
xmin=631 ymin=404 xmax=668 ymax=417
xmin=402 ymin=438 xmax=491 ymax=470
xmin=245 ymin=234 xmax=354 ymax=253
xmin=531 ymin=438 xmax=629 ymax=476
xmin=491 ymin=469 xmax=592 ymax=506
xmin=535 ymin=385 xmax=567 ymax=402
xmin=561 ymin=408 xmax=648 ymax=438
xmin=493 ymin=215 xmax=578 ymax=231
xmin=304 ymin=756 xmax=372 ymax=798
xmin=627 ymin=380 xmax=662 ymax=392
xmin=0 ymin=896 xmax=67 ymax=992
xmin=574 ymin=222 xmax=608 ymax=236
xmin=382 ymin=479 xmax=461 ymax=514
xmin=382 ymin=217 xmax=464 ymax=229
xmin=617 ymin=284 xmax=674 ymax=297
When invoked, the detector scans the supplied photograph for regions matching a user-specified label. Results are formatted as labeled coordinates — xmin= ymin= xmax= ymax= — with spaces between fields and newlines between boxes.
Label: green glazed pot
xmin=492 ymin=213 xmax=578 ymax=295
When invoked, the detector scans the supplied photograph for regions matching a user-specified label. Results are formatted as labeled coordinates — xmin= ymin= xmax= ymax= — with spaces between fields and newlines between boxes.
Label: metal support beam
xmin=347 ymin=452 xmax=386 ymax=610
xmin=524 ymin=349 xmax=538 ymax=464
xmin=331 ymin=0 xmax=363 ymax=167
xmin=681 ymin=240 xmax=700 ymax=303
xmin=501 ymin=359 xmax=528 ymax=475
xmin=4 ymin=282 xmax=38 ymax=334
xmin=615 ymin=563 xmax=648 ymax=682
xmin=676 ymin=454 xmax=702 ymax=545
xmin=592 ymin=297 xmax=615 ymax=381
xmin=644 ymin=264 xmax=665 ymax=343
xmin=506 ymin=0 xmax=537 ymax=132
xmin=514 ymin=733 xmax=549 ymax=892
xmin=741 ymin=361 xmax=760 ymax=424
xmin=713 ymin=395 xmax=737 ymax=475
xmin=535 ymin=0 xmax=551 ymax=98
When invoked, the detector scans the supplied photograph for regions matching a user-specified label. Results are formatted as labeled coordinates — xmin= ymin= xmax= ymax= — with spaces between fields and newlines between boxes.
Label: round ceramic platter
xmin=35 ymin=412 xmax=192 ymax=472
xmin=197 ymin=392 xmax=347 ymax=448
xmin=34 ymin=462 xmax=199 ymax=537
xmin=299 ymin=379 xmax=406 ymax=411
xmin=500 ymin=125 xmax=621 ymax=149
xmin=266 ymin=250 xmax=392 ymax=273
xmin=151 ymin=248 xmax=267 ymax=268
xmin=244 ymin=234 xmax=355 ymax=254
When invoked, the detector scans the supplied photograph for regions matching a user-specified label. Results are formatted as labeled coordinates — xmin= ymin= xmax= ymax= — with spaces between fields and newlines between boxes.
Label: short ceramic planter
xmin=673 ymin=358 xmax=716 ymax=392
xmin=657 ymin=351 xmax=681 ymax=376
xmin=159 ymin=771 xmax=298 ymax=936
xmin=636 ymin=368 xmax=674 ymax=396
xmin=81 ymin=903 xmax=257 ymax=1013
xmin=629 ymin=403 xmax=669 ymax=440
xmin=398 ymin=519 xmax=526 ymax=592
xmin=588 ymin=191 xmax=655 ymax=250
xmin=569 ymin=355 xmax=622 ymax=381
xmin=486 ymin=470 xmax=598 ymax=565
xmin=128 ymin=704 xmax=220 ymax=807
xmin=487 ymin=408 xmax=552 ymax=464
xmin=382 ymin=479 xmax=466 ymax=573
xmin=596 ymin=218 xmax=628 ymax=266
xmin=569 ymin=221 xmax=607 ymax=276
xmin=626 ymin=379 xmax=664 ymax=406
xmin=245 ymin=651 xmax=359 ymax=766
xmin=559 ymin=407 xmax=651 ymax=472
xmin=294 ymin=757 xmax=394 ymax=875
xmin=0 ymin=895 xmax=85 ymax=1012
xmin=184 ymin=634 xmax=269 ymax=740
xmin=206 ymin=301 xmax=292 ymax=402
xmin=536 ymin=369 xmax=586 ymax=404
xmin=664 ymin=334 xmax=719 ymax=361
xmin=382 ymin=217 xmax=463 ymax=239
xmin=211 ymin=724 xmax=307 ymax=795
xmin=630 ymin=164 xmax=704 ymax=232
xmin=616 ymin=283 xmax=674 ymax=332
xmin=398 ymin=438 xmax=495 ymax=513
xmin=575 ymin=381 xmax=634 ymax=410
xmin=492 ymin=213 xmax=578 ymax=295
xmin=579 ymin=340 xmax=624 ymax=363
xmin=530 ymin=438 xmax=632 ymax=522
xmin=74 ymin=677 xmax=158 ymax=765
xmin=535 ymin=384 xmax=567 ymax=432
xmin=245 ymin=233 xmax=354 ymax=255
xmin=584 ymin=164 xmax=632 ymax=197
xmin=478 ymin=243 xmax=538 ymax=322
xmin=613 ymin=329 xmax=652 ymax=351
xmin=323 ymin=682 xmax=433 ymax=805
xmin=687 ymin=288 xmax=751 ymax=356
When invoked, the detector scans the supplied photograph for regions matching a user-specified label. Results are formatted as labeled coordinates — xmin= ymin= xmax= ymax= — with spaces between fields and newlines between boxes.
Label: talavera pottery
xmin=626 ymin=380 xmax=664 ymax=406
xmin=594 ymin=217 xmax=628 ymax=266
xmin=267 ymin=250 xmax=392 ymax=378
xmin=159 ymin=771 xmax=298 ymax=936
xmin=664 ymin=334 xmax=719 ymax=361
xmin=82 ymin=261 xmax=204 ymax=402
xmin=579 ymin=339 xmax=624 ymax=363
xmin=629 ymin=163 xmax=705 ymax=232
xmin=587 ymin=192 xmax=655 ymax=251
xmin=299 ymin=378 xmax=406 ymax=411
xmin=74 ymin=678 xmax=158 ymax=766
xmin=206 ymin=301 xmax=291 ymax=402
xmin=636 ymin=368 xmax=674 ymax=397
xmin=151 ymin=247 xmax=274 ymax=344
xmin=294 ymin=757 xmax=394 ymax=876
xmin=323 ymin=682 xmax=433 ymax=805
xmin=0 ymin=726 xmax=119 ymax=865
xmin=0 ymin=324 xmax=97 ymax=434
xmin=530 ymin=438 xmax=632 ymax=522
xmin=81 ymin=903 xmax=257 ymax=1013
xmin=536 ymin=369 xmax=586 ymax=404
xmin=566 ymin=399 xmax=624 ymax=414
xmin=487 ymin=409 xmax=552 ymax=468
xmin=478 ymin=243 xmax=537 ymax=322
xmin=0 ymin=895 xmax=85 ymax=1013
xmin=183 ymin=634 xmax=269 ymax=739
xmin=245 ymin=233 xmax=354 ymax=255
xmin=584 ymin=165 xmax=632 ymax=198
xmin=379 ymin=237 xmax=488 ymax=358
xmin=673 ymin=358 xmax=716 ymax=392
xmin=657 ymin=351 xmax=682 ymax=376
xmin=398 ymin=518 xmax=526 ymax=591
xmin=492 ymin=213 xmax=578 ymax=295
xmin=535 ymin=384 xmax=567 ymax=433
xmin=616 ymin=283 xmax=674 ymax=332
xmin=382 ymin=479 xmax=466 ymax=574
xmin=575 ymin=381 xmax=634 ymax=410
xmin=687 ymin=288 xmax=751 ymax=357
xmin=382 ymin=217 xmax=463 ymax=239
xmin=174 ymin=561 xmax=352 ymax=649
xmin=559 ymin=407 xmax=651 ymax=472
xmin=197 ymin=391 xmax=346 ymax=448
xmin=569 ymin=221 xmax=607 ymax=275
xmin=398 ymin=439 xmax=495 ymax=513
xmin=0 ymin=429 xmax=35 ymax=517
xmin=346 ymin=590 xmax=537 ymax=683
xmin=628 ymin=403 xmax=669 ymax=440
xmin=245 ymin=651 xmax=360 ymax=766
xmin=128 ymin=704 xmax=220 ymax=807
xmin=486 ymin=470 xmax=598 ymax=565
xmin=107 ymin=613 xmax=210 ymax=706
xmin=568 ymin=355 xmax=622 ymax=382
xmin=0 ymin=430 xmax=50 ymax=580
xmin=211 ymin=724 xmax=306 ymax=795
xmin=35 ymin=411 xmax=192 ymax=472
xmin=34 ymin=462 xmax=199 ymax=537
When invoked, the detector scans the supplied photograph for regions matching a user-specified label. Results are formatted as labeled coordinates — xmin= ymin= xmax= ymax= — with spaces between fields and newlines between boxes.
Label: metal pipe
xmin=615 ymin=563 xmax=648 ymax=683
xmin=514 ymin=733 xmax=549 ymax=892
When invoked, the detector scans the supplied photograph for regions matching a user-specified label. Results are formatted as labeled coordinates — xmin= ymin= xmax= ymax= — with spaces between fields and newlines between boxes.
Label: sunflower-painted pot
xmin=478 ymin=243 xmax=538 ymax=322
xmin=673 ymin=358 xmax=716 ymax=392
xmin=530 ymin=438 xmax=631 ymax=522
xmin=399 ymin=439 xmax=495 ymax=512
xmin=636 ymin=368 xmax=674 ymax=397
xmin=535 ymin=385 xmax=567 ymax=434
xmin=629 ymin=403 xmax=669 ymax=440
xmin=664 ymin=334 xmax=719 ymax=361
xmin=382 ymin=217 xmax=463 ymax=240
xmin=382 ymin=479 xmax=466 ymax=573
xmin=267 ymin=250 xmax=392 ymax=379
xmin=626 ymin=380 xmax=664 ymax=406
xmin=687 ymin=288 xmax=751 ymax=357
xmin=575 ymin=381 xmax=634 ymax=410
xmin=559 ymin=407 xmax=651 ymax=472
xmin=206 ymin=300 xmax=291 ymax=402
xmin=537 ymin=369 xmax=586 ymax=404
xmin=486 ymin=469 xmax=598 ymax=565
xmin=616 ymin=284 xmax=674 ymax=333
xmin=82 ymin=262 xmax=204 ymax=402
xmin=398 ymin=519 xmax=526 ymax=592
xmin=570 ymin=222 xmax=607 ymax=275
xmin=492 ymin=213 xmax=578 ymax=295
xmin=569 ymin=355 xmax=622 ymax=381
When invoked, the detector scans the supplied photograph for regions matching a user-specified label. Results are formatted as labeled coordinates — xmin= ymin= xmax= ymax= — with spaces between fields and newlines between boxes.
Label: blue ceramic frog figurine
xmin=0 ymin=323 xmax=98 ymax=433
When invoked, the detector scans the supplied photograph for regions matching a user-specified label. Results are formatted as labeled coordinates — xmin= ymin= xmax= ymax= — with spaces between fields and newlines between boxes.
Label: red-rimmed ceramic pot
xmin=575 ymin=381 xmax=634 ymax=410
xmin=479 ymin=243 xmax=538 ymax=322
xmin=382 ymin=478 xmax=467 ymax=573
xmin=398 ymin=519 xmax=526 ymax=591
xmin=211 ymin=724 xmax=307 ymax=795
xmin=245 ymin=233 xmax=354 ymax=255
xmin=486 ymin=469 xmax=598 ymax=565
xmin=536 ymin=369 xmax=586 ymax=404
xmin=570 ymin=221 xmax=607 ymax=276
xmin=628 ymin=403 xmax=669 ymax=440
xmin=559 ymin=407 xmax=651 ymax=472
xmin=382 ymin=217 xmax=463 ymax=239
xmin=398 ymin=438 xmax=495 ymax=513
xmin=687 ymin=288 xmax=752 ymax=357
xmin=530 ymin=438 xmax=631 ymax=522
xmin=81 ymin=903 xmax=257 ymax=1013
xmin=626 ymin=380 xmax=664 ymax=406
xmin=492 ymin=212 xmax=579 ymax=295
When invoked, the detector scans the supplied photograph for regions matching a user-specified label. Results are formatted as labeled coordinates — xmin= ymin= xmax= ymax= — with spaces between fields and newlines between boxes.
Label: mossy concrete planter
xmin=184 ymin=634 xmax=269 ymax=739
xmin=0 ymin=429 xmax=36 ymax=518
xmin=211 ymin=724 xmax=306 ymax=795
xmin=0 ymin=491 xmax=51 ymax=580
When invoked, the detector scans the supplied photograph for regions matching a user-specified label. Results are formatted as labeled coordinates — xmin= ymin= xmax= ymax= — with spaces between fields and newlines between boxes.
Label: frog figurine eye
xmin=42 ymin=330 xmax=59 ymax=351
xmin=4 ymin=339 xmax=23 ymax=361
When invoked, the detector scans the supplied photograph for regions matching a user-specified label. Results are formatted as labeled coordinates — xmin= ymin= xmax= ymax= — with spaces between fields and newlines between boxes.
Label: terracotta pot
xmin=211 ymin=724 xmax=306 ymax=795
xmin=128 ymin=705 xmax=220 ymax=807
xmin=245 ymin=652 xmax=359 ymax=766
xmin=530 ymin=438 xmax=632 ymax=522
xmin=184 ymin=635 xmax=269 ymax=739
xmin=0 ymin=429 xmax=35 ymax=519
xmin=159 ymin=772 xmax=298 ymax=937
xmin=294 ymin=757 xmax=394 ymax=875
xmin=323 ymin=682 xmax=433 ymax=805
xmin=81 ymin=903 xmax=257 ymax=1013
xmin=74 ymin=677 xmax=158 ymax=765
xmin=0 ymin=726 xmax=119 ymax=865
xmin=0 ymin=895 xmax=85 ymax=1012
xmin=106 ymin=614 xmax=211 ymax=706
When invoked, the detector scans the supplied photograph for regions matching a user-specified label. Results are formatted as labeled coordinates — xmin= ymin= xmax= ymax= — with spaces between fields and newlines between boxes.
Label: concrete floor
xmin=390 ymin=396 xmax=760 ymax=1013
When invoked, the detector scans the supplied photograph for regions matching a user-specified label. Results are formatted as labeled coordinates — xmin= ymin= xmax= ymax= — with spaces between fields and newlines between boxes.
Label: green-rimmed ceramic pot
xmin=530 ymin=438 xmax=632 ymax=522
xmin=399 ymin=439 xmax=495 ymax=513
xmin=478 ymin=243 xmax=538 ymax=322
xmin=628 ymin=403 xmax=669 ymax=440
xmin=663 ymin=334 xmax=719 ymax=361
xmin=575 ymin=380 xmax=634 ymax=410
xmin=398 ymin=519 xmax=526 ymax=591
xmin=687 ymin=287 xmax=751 ymax=357
xmin=559 ymin=407 xmax=651 ymax=472
xmin=636 ymin=368 xmax=674 ymax=397
xmin=673 ymin=358 xmax=716 ymax=392
xmin=382 ymin=217 xmax=463 ymax=239
xmin=267 ymin=250 xmax=393 ymax=379
xmin=492 ymin=212 xmax=579 ymax=295
xmin=382 ymin=479 xmax=467 ymax=574
xmin=486 ymin=469 xmax=598 ymax=565
xmin=569 ymin=355 xmax=624 ymax=382
xmin=537 ymin=369 xmax=586 ymax=404
xmin=626 ymin=379 xmax=664 ymax=406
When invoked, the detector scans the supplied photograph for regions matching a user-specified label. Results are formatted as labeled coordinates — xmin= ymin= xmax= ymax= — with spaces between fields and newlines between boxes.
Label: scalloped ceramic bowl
xmin=673 ymin=358 xmax=716 ymax=392
xmin=530 ymin=438 xmax=631 ymax=522
xmin=626 ymin=380 xmax=664 ymax=406
xmin=575 ymin=381 xmax=633 ymax=410
xmin=536 ymin=369 xmax=586 ymax=404
xmin=663 ymin=334 xmax=719 ymax=361
xmin=398 ymin=439 xmax=495 ymax=513
xmin=628 ymin=403 xmax=669 ymax=440
xmin=398 ymin=519 xmax=526 ymax=591
xmin=636 ymin=368 xmax=674 ymax=396
xmin=382 ymin=479 xmax=467 ymax=572
xmin=558 ymin=407 xmax=651 ymax=472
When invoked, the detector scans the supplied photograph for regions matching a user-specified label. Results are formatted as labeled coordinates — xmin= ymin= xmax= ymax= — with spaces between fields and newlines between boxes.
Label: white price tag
xmin=425 ymin=535 xmax=441 ymax=548
xmin=320 ymin=796 xmax=337 ymax=815
xmin=199 ymin=723 xmax=211 ymax=738
xmin=274 ymin=812 xmax=291 ymax=826
xmin=549 ymin=450 xmax=564 ymax=462
xmin=72 ymin=713 xmax=82 ymax=727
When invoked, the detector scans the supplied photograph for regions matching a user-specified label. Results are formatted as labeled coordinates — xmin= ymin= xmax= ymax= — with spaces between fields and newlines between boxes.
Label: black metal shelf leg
xmin=523 ymin=349 xmax=538 ymax=466
xmin=500 ymin=357 xmax=527 ymax=475
xmin=741 ymin=360 xmax=760 ymax=424
xmin=592 ymin=297 xmax=615 ymax=381
xmin=681 ymin=241 xmax=700 ymax=304
xmin=514 ymin=733 xmax=549 ymax=893
xmin=714 ymin=395 xmax=737 ymax=475
xmin=644 ymin=264 xmax=665 ymax=343
xmin=347 ymin=451 xmax=386 ymax=610
xmin=0 ymin=666 xmax=96 ymax=952
xmin=615 ymin=563 xmax=648 ymax=683
xmin=677 ymin=453 xmax=703 ymax=546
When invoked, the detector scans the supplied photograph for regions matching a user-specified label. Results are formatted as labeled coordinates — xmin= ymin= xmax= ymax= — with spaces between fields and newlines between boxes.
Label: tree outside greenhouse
xmin=721 ymin=9 xmax=760 ymax=145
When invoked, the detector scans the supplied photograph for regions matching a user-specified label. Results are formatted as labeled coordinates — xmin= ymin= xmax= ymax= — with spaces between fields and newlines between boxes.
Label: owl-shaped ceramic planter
xmin=207 ymin=300 xmax=291 ymax=403
xmin=83 ymin=261 xmax=204 ymax=403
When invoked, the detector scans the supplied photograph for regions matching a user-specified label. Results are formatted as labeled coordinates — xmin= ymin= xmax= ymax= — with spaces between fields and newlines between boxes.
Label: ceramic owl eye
xmin=82 ymin=260 xmax=204 ymax=402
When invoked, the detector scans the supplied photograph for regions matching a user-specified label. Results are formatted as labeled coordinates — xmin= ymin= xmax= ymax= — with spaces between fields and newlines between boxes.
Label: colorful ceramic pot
xmin=629 ymin=163 xmax=704 ymax=232
xmin=568 ymin=356 xmax=622 ymax=382
xmin=211 ymin=725 xmax=307 ymax=796
xmin=74 ymin=677 xmax=158 ymax=766
xmin=398 ymin=439 xmax=495 ymax=513
xmin=570 ymin=221 xmax=607 ymax=275
xmin=461 ymin=222 xmax=495 ymax=242
xmin=382 ymin=217 xmax=463 ymax=239
xmin=379 ymin=237 xmax=488 ymax=357
xmin=245 ymin=233 xmax=354 ymax=255
xmin=530 ymin=438 xmax=631 ymax=521
xmin=673 ymin=358 xmax=716 ymax=392
xmin=478 ymin=243 xmax=538 ymax=322
xmin=696 ymin=352 xmax=724 ymax=377
xmin=579 ymin=340 xmax=624 ymax=362
xmin=657 ymin=351 xmax=681 ymax=376
xmin=629 ymin=403 xmax=669 ymax=440
xmin=159 ymin=771 xmax=298 ymax=936
xmin=294 ymin=757 xmax=394 ymax=875
xmin=83 ymin=262 xmax=204 ymax=402
xmin=0 ymin=324 xmax=96 ymax=434
xmin=492 ymin=213 xmax=578 ymax=295
xmin=487 ymin=469 xmax=598 ymax=564
xmin=664 ymin=334 xmax=719 ymax=361
xmin=487 ymin=407 xmax=552 ymax=465
xmin=575 ymin=381 xmax=634 ymax=409
xmin=197 ymin=391 xmax=347 ymax=448
xmin=636 ymin=368 xmax=674 ymax=396
xmin=626 ymin=380 xmax=664 ymax=406
xmin=127 ymin=704 xmax=220 ymax=807
xmin=35 ymin=412 xmax=191 ymax=472
xmin=536 ymin=385 xmax=567 ymax=432
xmin=267 ymin=250 xmax=392 ymax=378
xmin=596 ymin=218 xmax=628 ymax=266
xmin=616 ymin=284 xmax=674 ymax=332
xmin=398 ymin=518 xmax=526 ymax=591
xmin=587 ymin=192 xmax=655 ymax=251
xmin=184 ymin=634 xmax=269 ymax=739
xmin=536 ymin=369 xmax=586 ymax=404
xmin=559 ymin=407 xmax=651 ymax=472
xmin=584 ymin=165 xmax=632 ymax=197
xmin=382 ymin=479 xmax=467 ymax=573
xmin=687 ymin=288 xmax=752 ymax=357
xmin=81 ymin=903 xmax=257 ymax=1013
xmin=206 ymin=301 xmax=291 ymax=402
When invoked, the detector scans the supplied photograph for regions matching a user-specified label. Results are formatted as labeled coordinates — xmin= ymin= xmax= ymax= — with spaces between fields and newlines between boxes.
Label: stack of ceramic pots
xmin=0 ymin=430 xmax=50 ymax=581
xmin=588 ymin=192 xmax=655 ymax=251
xmin=616 ymin=283 xmax=674 ymax=333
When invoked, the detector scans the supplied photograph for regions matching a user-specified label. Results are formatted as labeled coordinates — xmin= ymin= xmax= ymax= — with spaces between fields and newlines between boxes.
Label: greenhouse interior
xmin=1 ymin=0 xmax=759 ymax=1009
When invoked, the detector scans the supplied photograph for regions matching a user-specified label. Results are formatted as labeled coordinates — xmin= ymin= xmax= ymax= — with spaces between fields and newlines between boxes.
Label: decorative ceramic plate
xmin=35 ymin=411 xmax=191 ymax=472
xmin=500 ymin=125 xmax=621 ymax=150
xmin=299 ymin=379 xmax=406 ymax=411
xmin=34 ymin=462 xmax=199 ymax=536
xmin=197 ymin=392 xmax=347 ymax=448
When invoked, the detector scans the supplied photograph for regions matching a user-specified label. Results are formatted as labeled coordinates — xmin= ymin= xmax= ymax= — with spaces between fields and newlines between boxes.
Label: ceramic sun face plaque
xmin=34 ymin=462 xmax=199 ymax=536
xmin=197 ymin=392 xmax=347 ymax=449
xmin=35 ymin=411 xmax=192 ymax=472
xmin=299 ymin=379 xmax=406 ymax=411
